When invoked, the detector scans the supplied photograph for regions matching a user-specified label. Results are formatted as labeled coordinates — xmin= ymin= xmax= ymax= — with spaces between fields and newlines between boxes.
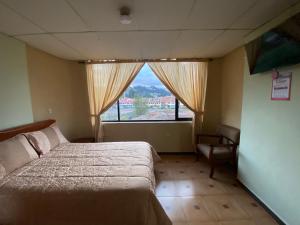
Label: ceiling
xmin=0 ymin=0 xmax=298 ymax=60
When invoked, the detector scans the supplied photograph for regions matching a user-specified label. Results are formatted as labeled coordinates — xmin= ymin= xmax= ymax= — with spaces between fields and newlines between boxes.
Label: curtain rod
xmin=78 ymin=58 xmax=212 ymax=64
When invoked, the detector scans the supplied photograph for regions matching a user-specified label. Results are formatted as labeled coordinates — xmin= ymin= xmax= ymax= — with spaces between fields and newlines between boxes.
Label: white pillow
xmin=25 ymin=123 xmax=68 ymax=155
xmin=50 ymin=123 xmax=69 ymax=143
xmin=0 ymin=134 xmax=38 ymax=177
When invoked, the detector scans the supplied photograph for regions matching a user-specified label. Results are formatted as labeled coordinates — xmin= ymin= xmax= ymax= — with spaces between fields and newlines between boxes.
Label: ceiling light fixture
xmin=120 ymin=6 xmax=132 ymax=25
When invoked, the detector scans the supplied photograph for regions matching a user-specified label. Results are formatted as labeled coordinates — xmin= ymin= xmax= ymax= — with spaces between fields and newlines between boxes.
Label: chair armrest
xmin=208 ymin=143 xmax=238 ymax=163
xmin=196 ymin=134 xmax=221 ymax=143
xmin=207 ymin=144 xmax=232 ymax=161
xmin=197 ymin=134 xmax=221 ymax=138
xmin=208 ymin=143 xmax=235 ymax=148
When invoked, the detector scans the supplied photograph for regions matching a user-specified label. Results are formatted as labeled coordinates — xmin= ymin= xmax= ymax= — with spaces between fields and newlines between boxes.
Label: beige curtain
xmin=148 ymin=62 xmax=208 ymax=147
xmin=86 ymin=63 xmax=144 ymax=142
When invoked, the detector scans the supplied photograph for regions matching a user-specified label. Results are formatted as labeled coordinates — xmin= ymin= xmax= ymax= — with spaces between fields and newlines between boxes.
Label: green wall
xmin=0 ymin=34 xmax=33 ymax=129
xmin=239 ymin=60 xmax=300 ymax=225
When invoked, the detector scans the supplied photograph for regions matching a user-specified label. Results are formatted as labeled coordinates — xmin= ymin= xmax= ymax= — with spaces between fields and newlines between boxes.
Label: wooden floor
xmin=155 ymin=154 xmax=279 ymax=225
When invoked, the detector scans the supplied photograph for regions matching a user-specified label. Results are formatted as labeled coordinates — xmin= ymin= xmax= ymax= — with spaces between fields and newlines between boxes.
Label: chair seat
xmin=197 ymin=144 xmax=232 ymax=160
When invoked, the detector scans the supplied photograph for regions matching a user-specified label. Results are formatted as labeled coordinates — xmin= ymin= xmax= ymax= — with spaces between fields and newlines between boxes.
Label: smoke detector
xmin=120 ymin=6 xmax=132 ymax=25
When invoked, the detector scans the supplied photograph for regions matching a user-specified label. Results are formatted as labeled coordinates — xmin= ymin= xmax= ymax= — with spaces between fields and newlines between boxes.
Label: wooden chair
xmin=196 ymin=124 xmax=240 ymax=178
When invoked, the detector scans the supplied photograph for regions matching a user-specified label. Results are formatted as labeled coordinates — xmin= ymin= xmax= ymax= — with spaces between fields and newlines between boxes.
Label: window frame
xmin=103 ymin=99 xmax=192 ymax=122
xmin=101 ymin=63 xmax=193 ymax=122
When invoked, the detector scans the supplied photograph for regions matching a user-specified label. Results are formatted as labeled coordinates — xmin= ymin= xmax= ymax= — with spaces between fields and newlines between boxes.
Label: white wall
xmin=104 ymin=122 xmax=193 ymax=152
xmin=239 ymin=62 xmax=300 ymax=225
xmin=0 ymin=34 xmax=33 ymax=129
xmin=220 ymin=48 xmax=244 ymax=128
xmin=26 ymin=46 xmax=92 ymax=140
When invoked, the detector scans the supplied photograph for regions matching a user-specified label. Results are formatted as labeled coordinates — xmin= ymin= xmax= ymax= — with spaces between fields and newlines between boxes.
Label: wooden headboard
xmin=0 ymin=119 xmax=56 ymax=141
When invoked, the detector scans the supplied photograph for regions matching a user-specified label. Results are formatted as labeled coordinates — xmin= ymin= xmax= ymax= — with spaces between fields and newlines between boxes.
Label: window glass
xmin=178 ymin=101 xmax=194 ymax=118
xmin=101 ymin=102 xmax=118 ymax=121
xmin=120 ymin=64 xmax=175 ymax=120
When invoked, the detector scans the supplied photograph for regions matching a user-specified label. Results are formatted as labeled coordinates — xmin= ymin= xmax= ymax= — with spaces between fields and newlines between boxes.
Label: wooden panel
xmin=0 ymin=119 xmax=55 ymax=141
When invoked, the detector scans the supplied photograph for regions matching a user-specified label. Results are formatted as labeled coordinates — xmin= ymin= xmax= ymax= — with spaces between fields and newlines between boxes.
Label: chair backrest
xmin=216 ymin=124 xmax=240 ymax=145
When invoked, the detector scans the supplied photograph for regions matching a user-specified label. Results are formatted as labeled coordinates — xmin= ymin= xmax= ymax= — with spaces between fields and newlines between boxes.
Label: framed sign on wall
xmin=271 ymin=71 xmax=292 ymax=101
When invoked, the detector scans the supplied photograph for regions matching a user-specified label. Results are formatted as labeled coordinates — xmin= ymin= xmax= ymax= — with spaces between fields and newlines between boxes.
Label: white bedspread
xmin=0 ymin=142 xmax=171 ymax=225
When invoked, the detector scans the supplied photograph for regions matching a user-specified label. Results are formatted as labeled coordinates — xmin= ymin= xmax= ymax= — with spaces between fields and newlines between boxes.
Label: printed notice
xmin=271 ymin=72 xmax=292 ymax=101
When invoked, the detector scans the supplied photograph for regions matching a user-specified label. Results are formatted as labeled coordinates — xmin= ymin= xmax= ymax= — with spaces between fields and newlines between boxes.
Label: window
xmin=178 ymin=101 xmax=194 ymax=118
xmin=101 ymin=63 xmax=193 ymax=121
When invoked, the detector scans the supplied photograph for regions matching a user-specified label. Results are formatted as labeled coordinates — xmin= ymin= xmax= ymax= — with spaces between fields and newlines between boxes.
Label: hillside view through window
xmin=101 ymin=63 xmax=193 ymax=121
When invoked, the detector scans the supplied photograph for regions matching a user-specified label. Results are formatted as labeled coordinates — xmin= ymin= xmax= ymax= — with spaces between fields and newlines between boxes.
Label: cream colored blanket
xmin=0 ymin=141 xmax=171 ymax=225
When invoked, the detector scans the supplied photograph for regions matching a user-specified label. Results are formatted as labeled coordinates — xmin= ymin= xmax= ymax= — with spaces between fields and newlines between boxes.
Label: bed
xmin=0 ymin=120 xmax=171 ymax=225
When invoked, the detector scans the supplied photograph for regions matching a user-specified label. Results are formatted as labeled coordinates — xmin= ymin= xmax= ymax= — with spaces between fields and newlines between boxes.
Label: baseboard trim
xmin=238 ymin=180 xmax=286 ymax=225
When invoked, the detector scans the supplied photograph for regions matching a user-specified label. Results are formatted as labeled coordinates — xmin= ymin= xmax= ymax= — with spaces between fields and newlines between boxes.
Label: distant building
xmin=119 ymin=95 xmax=175 ymax=109
xmin=146 ymin=98 xmax=161 ymax=108
xmin=160 ymin=96 xmax=175 ymax=108
xmin=119 ymin=97 xmax=134 ymax=108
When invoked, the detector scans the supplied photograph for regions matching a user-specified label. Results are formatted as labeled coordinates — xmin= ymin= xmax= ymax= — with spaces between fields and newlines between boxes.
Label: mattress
xmin=0 ymin=141 xmax=171 ymax=225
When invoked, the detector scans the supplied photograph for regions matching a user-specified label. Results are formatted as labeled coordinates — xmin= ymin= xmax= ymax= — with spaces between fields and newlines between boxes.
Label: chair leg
xmin=209 ymin=166 xmax=214 ymax=178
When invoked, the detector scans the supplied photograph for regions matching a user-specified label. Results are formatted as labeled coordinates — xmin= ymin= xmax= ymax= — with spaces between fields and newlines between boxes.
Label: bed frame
xmin=0 ymin=119 xmax=56 ymax=141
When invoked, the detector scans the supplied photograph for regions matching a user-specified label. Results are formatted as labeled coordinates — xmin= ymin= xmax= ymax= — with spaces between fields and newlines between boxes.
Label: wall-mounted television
xmin=246 ymin=12 xmax=300 ymax=75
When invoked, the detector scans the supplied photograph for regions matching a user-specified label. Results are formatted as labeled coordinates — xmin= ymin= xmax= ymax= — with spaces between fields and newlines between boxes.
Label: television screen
xmin=246 ymin=12 xmax=300 ymax=75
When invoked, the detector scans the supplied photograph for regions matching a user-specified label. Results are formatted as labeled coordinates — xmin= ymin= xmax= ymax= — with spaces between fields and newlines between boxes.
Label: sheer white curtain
xmin=86 ymin=63 xmax=144 ymax=141
xmin=148 ymin=62 xmax=208 ymax=146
